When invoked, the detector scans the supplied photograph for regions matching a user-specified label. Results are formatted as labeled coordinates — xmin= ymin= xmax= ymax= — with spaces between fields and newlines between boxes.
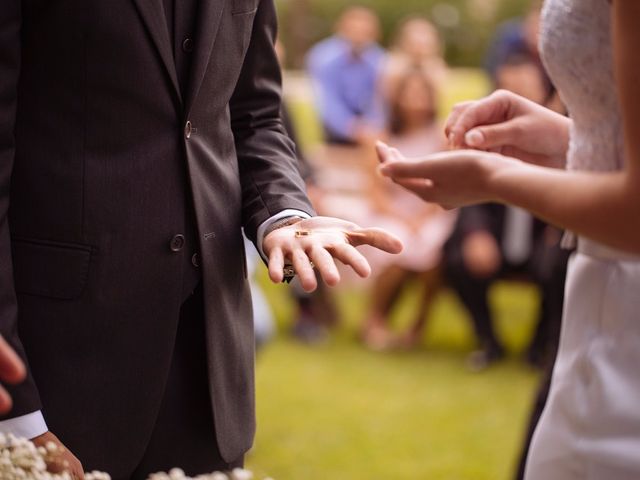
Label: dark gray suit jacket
xmin=0 ymin=0 xmax=313 ymax=474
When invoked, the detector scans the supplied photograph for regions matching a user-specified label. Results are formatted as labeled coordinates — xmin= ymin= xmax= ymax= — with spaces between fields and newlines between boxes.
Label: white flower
xmin=0 ymin=434 xmax=271 ymax=480
xmin=208 ymin=473 xmax=229 ymax=480
xmin=169 ymin=468 xmax=186 ymax=480
xmin=230 ymin=468 xmax=253 ymax=480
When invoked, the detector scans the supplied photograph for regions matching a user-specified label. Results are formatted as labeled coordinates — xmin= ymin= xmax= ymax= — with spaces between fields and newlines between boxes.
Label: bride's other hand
xmin=445 ymin=89 xmax=571 ymax=169
xmin=376 ymin=142 xmax=517 ymax=210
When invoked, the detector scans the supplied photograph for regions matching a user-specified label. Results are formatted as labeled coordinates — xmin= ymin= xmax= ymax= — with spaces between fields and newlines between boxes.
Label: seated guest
xmin=486 ymin=1 xmax=546 ymax=87
xmin=444 ymin=204 xmax=569 ymax=369
xmin=443 ymin=52 xmax=569 ymax=370
xmin=361 ymin=69 xmax=457 ymax=350
xmin=381 ymin=16 xmax=447 ymax=101
xmin=307 ymin=6 xmax=386 ymax=145
xmin=484 ymin=0 xmax=565 ymax=112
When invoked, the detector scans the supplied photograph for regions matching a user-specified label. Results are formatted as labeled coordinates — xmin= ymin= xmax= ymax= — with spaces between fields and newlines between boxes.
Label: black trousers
xmin=445 ymin=242 xmax=569 ymax=360
xmin=128 ymin=286 xmax=243 ymax=479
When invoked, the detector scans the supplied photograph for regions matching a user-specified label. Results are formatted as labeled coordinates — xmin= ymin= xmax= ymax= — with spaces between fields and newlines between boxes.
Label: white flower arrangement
xmin=0 ymin=433 xmax=272 ymax=480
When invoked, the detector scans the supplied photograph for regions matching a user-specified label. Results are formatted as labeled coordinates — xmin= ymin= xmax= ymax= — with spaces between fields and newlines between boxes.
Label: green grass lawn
xmin=246 ymin=273 xmax=541 ymax=480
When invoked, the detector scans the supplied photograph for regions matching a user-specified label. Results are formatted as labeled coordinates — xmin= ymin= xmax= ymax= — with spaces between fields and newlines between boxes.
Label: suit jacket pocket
xmin=231 ymin=0 xmax=258 ymax=15
xmin=11 ymin=237 xmax=92 ymax=300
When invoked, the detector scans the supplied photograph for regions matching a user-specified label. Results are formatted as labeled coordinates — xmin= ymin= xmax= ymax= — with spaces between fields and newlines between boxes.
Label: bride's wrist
xmin=484 ymin=153 xmax=527 ymax=204
xmin=547 ymin=113 xmax=572 ymax=168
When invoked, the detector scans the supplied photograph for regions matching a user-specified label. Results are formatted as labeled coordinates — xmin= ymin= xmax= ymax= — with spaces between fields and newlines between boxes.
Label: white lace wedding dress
xmin=525 ymin=1 xmax=640 ymax=478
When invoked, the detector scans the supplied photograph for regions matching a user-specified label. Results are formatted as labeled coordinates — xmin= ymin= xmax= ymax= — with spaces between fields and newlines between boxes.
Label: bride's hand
xmin=446 ymin=89 xmax=571 ymax=169
xmin=377 ymin=142 xmax=519 ymax=210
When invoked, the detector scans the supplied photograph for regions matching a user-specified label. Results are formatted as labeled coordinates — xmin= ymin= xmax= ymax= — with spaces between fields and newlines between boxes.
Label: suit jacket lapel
xmin=184 ymin=0 xmax=227 ymax=114
xmin=132 ymin=0 xmax=183 ymax=106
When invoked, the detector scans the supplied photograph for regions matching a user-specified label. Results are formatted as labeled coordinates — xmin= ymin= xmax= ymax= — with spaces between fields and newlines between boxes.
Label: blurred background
xmin=245 ymin=1 xmax=568 ymax=479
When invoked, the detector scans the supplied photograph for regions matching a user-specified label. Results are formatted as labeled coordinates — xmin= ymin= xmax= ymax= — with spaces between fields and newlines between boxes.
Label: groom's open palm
xmin=263 ymin=216 xmax=403 ymax=292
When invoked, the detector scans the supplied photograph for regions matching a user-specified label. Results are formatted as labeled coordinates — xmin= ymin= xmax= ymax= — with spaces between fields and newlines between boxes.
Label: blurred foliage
xmin=276 ymin=0 xmax=533 ymax=67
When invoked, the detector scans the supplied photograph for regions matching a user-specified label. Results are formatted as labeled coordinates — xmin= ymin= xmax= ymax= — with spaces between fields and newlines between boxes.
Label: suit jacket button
xmin=184 ymin=121 xmax=193 ymax=139
xmin=182 ymin=37 xmax=194 ymax=53
xmin=170 ymin=234 xmax=185 ymax=252
xmin=191 ymin=253 xmax=200 ymax=267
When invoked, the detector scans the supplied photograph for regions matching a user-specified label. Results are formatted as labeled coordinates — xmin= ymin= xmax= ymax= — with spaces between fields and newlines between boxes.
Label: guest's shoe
xmin=360 ymin=323 xmax=395 ymax=352
xmin=466 ymin=346 xmax=505 ymax=372
xmin=291 ymin=315 xmax=329 ymax=345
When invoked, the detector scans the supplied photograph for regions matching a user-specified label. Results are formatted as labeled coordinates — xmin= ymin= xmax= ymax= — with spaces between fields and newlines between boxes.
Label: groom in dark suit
xmin=0 ymin=1 xmax=401 ymax=478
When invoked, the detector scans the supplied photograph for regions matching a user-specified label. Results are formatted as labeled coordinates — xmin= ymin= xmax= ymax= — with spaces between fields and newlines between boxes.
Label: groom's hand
xmin=33 ymin=431 xmax=84 ymax=479
xmin=263 ymin=216 xmax=403 ymax=292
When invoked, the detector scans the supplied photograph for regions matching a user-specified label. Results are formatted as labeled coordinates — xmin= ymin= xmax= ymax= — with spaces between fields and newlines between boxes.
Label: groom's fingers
xmin=267 ymin=246 xmax=285 ymax=283
xmin=309 ymin=246 xmax=340 ymax=287
xmin=347 ymin=228 xmax=403 ymax=254
xmin=329 ymin=244 xmax=371 ymax=278
xmin=0 ymin=385 xmax=12 ymax=415
xmin=291 ymin=248 xmax=317 ymax=292
xmin=0 ymin=336 xmax=25 ymax=384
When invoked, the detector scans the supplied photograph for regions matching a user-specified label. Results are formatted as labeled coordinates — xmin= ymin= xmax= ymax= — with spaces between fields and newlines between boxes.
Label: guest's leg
xmin=397 ymin=266 xmax=442 ymax=349
xmin=446 ymin=256 xmax=503 ymax=357
xmin=129 ymin=288 xmax=242 ymax=479
xmin=290 ymin=274 xmax=337 ymax=344
xmin=361 ymin=265 xmax=409 ymax=350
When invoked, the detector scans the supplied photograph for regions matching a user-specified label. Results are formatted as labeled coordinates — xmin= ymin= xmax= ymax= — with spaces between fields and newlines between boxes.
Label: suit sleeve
xmin=0 ymin=0 xmax=43 ymax=420
xmin=229 ymin=0 xmax=315 ymax=244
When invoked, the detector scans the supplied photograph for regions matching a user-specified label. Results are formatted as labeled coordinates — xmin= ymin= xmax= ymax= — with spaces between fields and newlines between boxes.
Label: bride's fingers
xmin=328 ymin=244 xmax=371 ymax=278
xmin=445 ymin=101 xmax=474 ymax=146
xmin=375 ymin=141 xmax=392 ymax=164
xmin=375 ymin=141 xmax=404 ymax=164
xmin=308 ymin=246 xmax=340 ymax=287
xmin=464 ymin=119 xmax=520 ymax=150
xmin=393 ymin=178 xmax=437 ymax=202
xmin=347 ymin=228 xmax=403 ymax=254
xmin=267 ymin=246 xmax=285 ymax=283
xmin=291 ymin=248 xmax=317 ymax=292
xmin=448 ymin=91 xmax=513 ymax=147
xmin=379 ymin=157 xmax=440 ymax=179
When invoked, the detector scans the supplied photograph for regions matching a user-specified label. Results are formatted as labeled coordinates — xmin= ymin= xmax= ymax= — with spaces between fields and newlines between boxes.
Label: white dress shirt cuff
xmin=0 ymin=410 xmax=48 ymax=439
xmin=256 ymin=209 xmax=311 ymax=261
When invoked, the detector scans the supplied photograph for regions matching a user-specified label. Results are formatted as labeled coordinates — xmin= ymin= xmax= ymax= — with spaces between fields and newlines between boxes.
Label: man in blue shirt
xmin=307 ymin=7 xmax=387 ymax=145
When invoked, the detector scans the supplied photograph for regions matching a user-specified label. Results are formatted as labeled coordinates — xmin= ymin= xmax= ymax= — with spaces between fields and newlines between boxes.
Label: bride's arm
xmin=378 ymin=1 xmax=640 ymax=254
xmin=493 ymin=1 xmax=640 ymax=253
